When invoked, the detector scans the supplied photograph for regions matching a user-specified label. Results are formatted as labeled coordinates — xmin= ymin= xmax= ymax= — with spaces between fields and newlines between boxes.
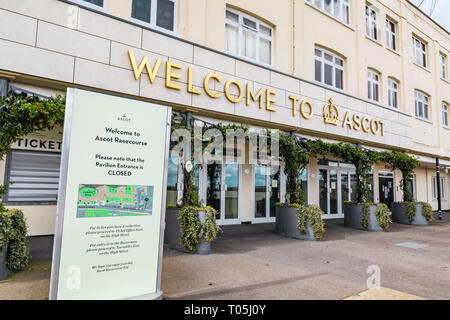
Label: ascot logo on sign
xmin=128 ymin=50 xmax=385 ymax=136
xmin=118 ymin=114 xmax=131 ymax=122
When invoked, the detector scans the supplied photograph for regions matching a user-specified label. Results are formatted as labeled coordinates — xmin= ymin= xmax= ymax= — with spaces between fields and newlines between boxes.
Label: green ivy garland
xmin=199 ymin=207 xmax=222 ymax=243
xmin=421 ymin=202 xmax=433 ymax=222
xmin=177 ymin=206 xmax=201 ymax=252
xmin=361 ymin=204 xmax=370 ymax=229
xmin=0 ymin=92 xmax=66 ymax=161
xmin=405 ymin=201 xmax=417 ymax=222
xmin=296 ymin=205 xmax=325 ymax=240
xmin=375 ymin=204 xmax=392 ymax=231
xmin=0 ymin=209 xmax=30 ymax=272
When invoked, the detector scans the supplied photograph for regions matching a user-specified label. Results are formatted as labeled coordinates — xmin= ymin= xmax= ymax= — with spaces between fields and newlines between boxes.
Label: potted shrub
xmin=382 ymin=151 xmax=433 ymax=226
xmin=0 ymin=206 xmax=30 ymax=281
xmin=343 ymin=202 xmax=392 ymax=232
xmin=276 ymin=134 xmax=326 ymax=240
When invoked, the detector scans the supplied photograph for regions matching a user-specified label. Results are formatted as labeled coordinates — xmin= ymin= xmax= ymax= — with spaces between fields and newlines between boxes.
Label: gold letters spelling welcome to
xmin=128 ymin=50 xmax=385 ymax=136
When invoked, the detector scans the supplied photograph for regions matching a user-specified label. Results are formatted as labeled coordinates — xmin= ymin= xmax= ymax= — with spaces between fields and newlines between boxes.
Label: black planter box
xmin=391 ymin=203 xmax=428 ymax=226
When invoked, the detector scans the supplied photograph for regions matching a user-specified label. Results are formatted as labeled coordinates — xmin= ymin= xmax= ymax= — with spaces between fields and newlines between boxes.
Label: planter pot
xmin=276 ymin=206 xmax=316 ymax=241
xmin=164 ymin=208 xmax=212 ymax=254
xmin=343 ymin=203 xmax=384 ymax=232
xmin=164 ymin=208 xmax=191 ymax=253
xmin=0 ymin=243 xmax=11 ymax=281
xmin=391 ymin=203 xmax=428 ymax=226
xmin=195 ymin=210 xmax=211 ymax=255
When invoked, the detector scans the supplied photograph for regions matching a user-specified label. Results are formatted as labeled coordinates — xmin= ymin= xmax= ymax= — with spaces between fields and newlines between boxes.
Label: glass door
xmin=166 ymin=156 xmax=183 ymax=207
xmin=253 ymin=165 xmax=280 ymax=223
xmin=203 ymin=160 xmax=241 ymax=225
xmin=318 ymin=167 xmax=347 ymax=218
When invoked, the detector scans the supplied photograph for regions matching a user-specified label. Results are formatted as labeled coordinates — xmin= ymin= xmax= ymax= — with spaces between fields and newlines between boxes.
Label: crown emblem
xmin=323 ymin=98 xmax=339 ymax=126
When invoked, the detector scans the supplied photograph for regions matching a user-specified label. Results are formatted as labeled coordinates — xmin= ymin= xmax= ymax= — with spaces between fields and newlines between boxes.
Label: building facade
xmin=0 ymin=0 xmax=449 ymax=236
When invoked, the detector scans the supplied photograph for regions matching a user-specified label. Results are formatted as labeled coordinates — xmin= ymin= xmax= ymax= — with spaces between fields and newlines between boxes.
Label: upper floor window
xmin=388 ymin=78 xmax=399 ymax=108
xmin=443 ymin=102 xmax=449 ymax=127
xmin=386 ymin=18 xmax=397 ymax=51
xmin=415 ymin=90 xmax=430 ymax=120
xmin=131 ymin=0 xmax=176 ymax=32
xmin=412 ymin=36 xmax=427 ymax=68
xmin=225 ymin=9 xmax=273 ymax=66
xmin=366 ymin=5 xmax=378 ymax=41
xmin=306 ymin=0 xmax=350 ymax=24
xmin=315 ymin=47 xmax=344 ymax=90
xmin=367 ymin=69 xmax=380 ymax=102
xmin=440 ymin=53 xmax=447 ymax=79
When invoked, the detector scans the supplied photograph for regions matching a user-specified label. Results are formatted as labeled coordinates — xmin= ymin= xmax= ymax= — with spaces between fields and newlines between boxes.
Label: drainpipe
xmin=436 ymin=157 xmax=443 ymax=220
xmin=0 ymin=78 xmax=8 ymax=98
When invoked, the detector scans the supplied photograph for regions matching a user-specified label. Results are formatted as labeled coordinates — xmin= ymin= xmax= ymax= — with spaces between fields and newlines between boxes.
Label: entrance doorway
xmin=201 ymin=161 xmax=241 ymax=225
xmin=318 ymin=163 xmax=357 ymax=218
xmin=378 ymin=171 xmax=394 ymax=209
xmin=252 ymin=164 xmax=281 ymax=223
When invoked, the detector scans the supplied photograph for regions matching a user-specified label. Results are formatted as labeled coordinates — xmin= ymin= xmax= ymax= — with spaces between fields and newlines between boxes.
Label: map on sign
xmin=76 ymin=184 xmax=154 ymax=218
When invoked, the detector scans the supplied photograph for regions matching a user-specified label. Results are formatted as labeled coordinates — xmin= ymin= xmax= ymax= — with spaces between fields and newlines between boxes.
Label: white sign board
xmin=50 ymin=89 xmax=171 ymax=300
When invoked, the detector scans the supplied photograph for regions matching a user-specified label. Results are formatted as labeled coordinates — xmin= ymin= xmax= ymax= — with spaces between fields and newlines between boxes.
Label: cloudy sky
xmin=409 ymin=0 xmax=450 ymax=32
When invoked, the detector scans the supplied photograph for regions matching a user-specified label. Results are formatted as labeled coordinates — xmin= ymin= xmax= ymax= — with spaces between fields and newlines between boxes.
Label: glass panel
xmin=131 ymin=0 xmax=151 ymax=23
xmin=226 ymin=10 xmax=239 ymax=23
xmin=335 ymin=68 xmax=343 ymax=89
xmin=255 ymin=165 xmax=267 ymax=218
xmin=206 ymin=163 xmax=222 ymax=219
xmin=84 ymin=0 xmax=104 ymax=7
xmin=269 ymin=167 xmax=280 ymax=218
xmin=156 ymin=0 xmax=175 ymax=31
xmin=260 ymin=25 xmax=272 ymax=37
xmin=226 ymin=24 xmax=239 ymax=54
xmin=243 ymin=17 xmax=257 ymax=30
xmin=166 ymin=156 xmax=179 ymax=206
xmin=224 ymin=163 xmax=239 ymax=220
xmin=350 ymin=173 xmax=358 ymax=202
xmin=333 ymin=0 xmax=341 ymax=19
xmin=330 ymin=170 xmax=338 ymax=214
xmin=319 ymin=169 xmax=328 ymax=213
xmin=243 ymin=30 xmax=256 ymax=59
xmin=315 ymin=60 xmax=322 ymax=82
xmin=299 ymin=168 xmax=308 ymax=204
xmin=366 ymin=173 xmax=374 ymax=203
xmin=324 ymin=0 xmax=332 ymax=14
xmin=324 ymin=63 xmax=333 ymax=86
xmin=341 ymin=172 xmax=349 ymax=203
xmin=259 ymin=38 xmax=271 ymax=64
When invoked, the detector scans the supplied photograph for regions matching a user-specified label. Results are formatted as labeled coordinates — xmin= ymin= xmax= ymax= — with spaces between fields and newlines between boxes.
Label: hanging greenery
xmin=374 ymin=204 xmax=392 ymax=231
xmin=381 ymin=151 xmax=420 ymax=202
xmin=199 ymin=206 xmax=222 ymax=243
xmin=421 ymin=202 xmax=433 ymax=222
xmin=405 ymin=202 xmax=433 ymax=222
xmin=0 ymin=209 xmax=30 ymax=272
xmin=177 ymin=206 xmax=221 ymax=252
xmin=361 ymin=204 xmax=371 ymax=229
xmin=296 ymin=205 xmax=325 ymax=240
xmin=0 ymin=92 xmax=66 ymax=161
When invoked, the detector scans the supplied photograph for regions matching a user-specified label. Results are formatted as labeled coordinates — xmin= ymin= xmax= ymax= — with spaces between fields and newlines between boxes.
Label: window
xmin=432 ymin=176 xmax=445 ymax=200
xmin=415 ymin=90 xmax=430 ymax=120
xmin=412 ymin=36 xmax=427 ymax=68
xmin=386 ymin=18 xmax=397 ymax=51
xmin=368 ymin=69 xmax=380 ymax=102
xmin=443 ymin=102 xmax=449 ymax=127
xmin=440 ymin=53 xmax=447 ymax=79
xmin=4 ymin=151 xmax=61 ymax=203
xmin=82 ymin=0 xmax=104 ymax=6
xmin=315 ymin=47 xmax=344 ymax=90
xmin=388 ymin=78 xmax=399 ymax=108
xmin=225 ymin=9 xmax=273 ymax=65
xmin=306 ymin=0 xmax=350 ymax=24
xmin=366 ymin=5 xmax=378 ymax=41
xmin=131 ymin=0 xmax=176 ymax=32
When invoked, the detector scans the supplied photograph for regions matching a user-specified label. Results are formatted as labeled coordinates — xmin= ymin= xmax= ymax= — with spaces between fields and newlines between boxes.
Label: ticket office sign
xmin=50 ymin=88 xmax=171 ymax=300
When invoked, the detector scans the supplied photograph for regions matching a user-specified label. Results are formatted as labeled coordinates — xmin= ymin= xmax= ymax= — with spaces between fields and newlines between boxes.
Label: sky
xmin=409 ymin=0 xmax=450 ymax=32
